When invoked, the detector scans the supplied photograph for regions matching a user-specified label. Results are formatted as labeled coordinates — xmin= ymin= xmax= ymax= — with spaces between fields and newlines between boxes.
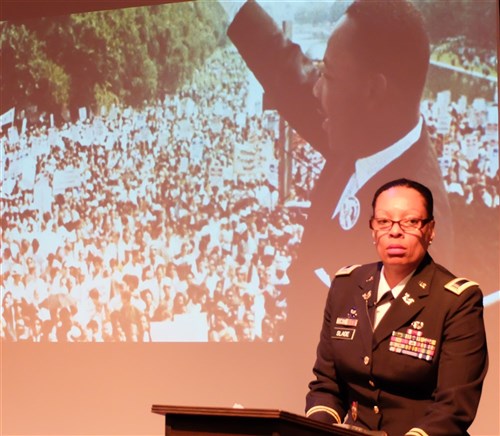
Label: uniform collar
xmin=373 ymin=254 xmax=435 ymax=346
xmin=377 ymin=266 xmax=415 ymax=302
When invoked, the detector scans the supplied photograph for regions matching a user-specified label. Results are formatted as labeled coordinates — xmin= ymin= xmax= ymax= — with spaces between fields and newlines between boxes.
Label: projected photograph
xmin=1 ymin=0 xmax=498 ymax=343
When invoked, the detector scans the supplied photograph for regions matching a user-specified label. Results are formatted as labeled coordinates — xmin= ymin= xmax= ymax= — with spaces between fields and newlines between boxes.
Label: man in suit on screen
xmin=227 ymin=0 xmax=454 ymax=335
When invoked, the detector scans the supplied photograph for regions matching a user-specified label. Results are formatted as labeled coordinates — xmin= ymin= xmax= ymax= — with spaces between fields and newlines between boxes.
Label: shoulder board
xmin=335 ymin=264 xmax=361 ymax=277
xmin=444 ymin=277 xmax=479 ymax=295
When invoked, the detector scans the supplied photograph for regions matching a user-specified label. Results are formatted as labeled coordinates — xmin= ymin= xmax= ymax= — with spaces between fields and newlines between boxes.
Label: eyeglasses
xmin=369 ymin=217 xmax=433 ymax=231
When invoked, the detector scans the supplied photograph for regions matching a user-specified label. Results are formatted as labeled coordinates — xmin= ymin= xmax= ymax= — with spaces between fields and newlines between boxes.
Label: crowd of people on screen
xmin=432 ymin=36 xmax=497 ymax=77
xmin=1 ymin=44 xmax=498 ymax=342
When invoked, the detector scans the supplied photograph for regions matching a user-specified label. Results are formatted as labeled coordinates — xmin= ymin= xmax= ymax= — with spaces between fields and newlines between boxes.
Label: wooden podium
xmin=152 ymin=405 xmax=386 ymax=436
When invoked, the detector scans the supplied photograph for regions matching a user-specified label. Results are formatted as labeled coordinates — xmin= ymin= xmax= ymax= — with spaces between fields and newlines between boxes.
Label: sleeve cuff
xmin=306 ymin=405 xmax=342 ymax=424
xmin=405 ymin=428 xmax=429 ymax=436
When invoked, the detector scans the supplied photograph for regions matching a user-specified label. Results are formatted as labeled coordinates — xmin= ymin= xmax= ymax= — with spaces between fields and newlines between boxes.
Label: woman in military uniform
xmin=306 ymin=178 xmax=488 ymax=436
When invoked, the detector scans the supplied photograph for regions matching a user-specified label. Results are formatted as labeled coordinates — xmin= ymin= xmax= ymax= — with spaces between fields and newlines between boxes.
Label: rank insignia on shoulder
xmin=445 ymin=278 xmax=479 ymax=295
xmin=335 ymin=265 xmax=361 ymax=276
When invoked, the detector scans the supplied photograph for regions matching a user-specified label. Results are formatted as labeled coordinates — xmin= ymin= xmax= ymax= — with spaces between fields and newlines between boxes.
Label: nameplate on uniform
xmin=336 ymin=317 xmax=358 ymax=327
xmin=333 ymin=328 xmax=356 ymax=340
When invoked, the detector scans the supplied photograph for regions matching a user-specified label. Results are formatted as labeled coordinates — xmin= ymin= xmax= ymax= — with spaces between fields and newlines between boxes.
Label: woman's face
xmin=372 ymin=186 xmax=435 ymax=272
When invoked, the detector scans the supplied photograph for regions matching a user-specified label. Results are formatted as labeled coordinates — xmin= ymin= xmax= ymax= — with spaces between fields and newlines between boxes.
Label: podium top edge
xmin=151 ymin=404 xmax=292 ymax=419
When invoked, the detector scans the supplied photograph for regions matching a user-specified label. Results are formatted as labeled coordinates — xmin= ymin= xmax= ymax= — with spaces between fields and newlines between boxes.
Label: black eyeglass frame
xmin=369 ymin=217 xmax=434 ymax=231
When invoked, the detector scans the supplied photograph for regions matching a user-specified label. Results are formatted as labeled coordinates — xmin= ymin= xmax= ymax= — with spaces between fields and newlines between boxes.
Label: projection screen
xmin=1 ymin=0 xmax=498 ymax=435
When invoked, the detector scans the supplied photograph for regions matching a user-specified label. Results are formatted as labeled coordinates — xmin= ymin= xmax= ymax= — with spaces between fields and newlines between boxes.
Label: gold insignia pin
xmin=411 ymin=321 xmax=424 ymax=330
xmin=403 ymin=293 xmax=415 ymax=305
xmin=418 ymin=281 xmax=427 ymax=289
xmin=362 ymin=291 xmax=372 ymax=301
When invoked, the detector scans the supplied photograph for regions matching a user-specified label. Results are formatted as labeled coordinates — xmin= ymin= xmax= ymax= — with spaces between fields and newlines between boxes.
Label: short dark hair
xmin=372 ymin=178 xmax=434 ymax=218
xmin=345 ymin=0 xmax=430 ymax=100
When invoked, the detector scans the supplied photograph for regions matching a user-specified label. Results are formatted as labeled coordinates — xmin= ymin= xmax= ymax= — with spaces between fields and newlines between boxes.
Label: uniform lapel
xmin=356 ymin=263 xmax=382 ymax=350
xmin=373 ymin=255 xmax=434 ymax=348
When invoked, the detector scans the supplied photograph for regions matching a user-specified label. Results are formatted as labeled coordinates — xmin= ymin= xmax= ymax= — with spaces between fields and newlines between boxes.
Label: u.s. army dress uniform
xmin=306 ymin=253 xmax=488 ymax=436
